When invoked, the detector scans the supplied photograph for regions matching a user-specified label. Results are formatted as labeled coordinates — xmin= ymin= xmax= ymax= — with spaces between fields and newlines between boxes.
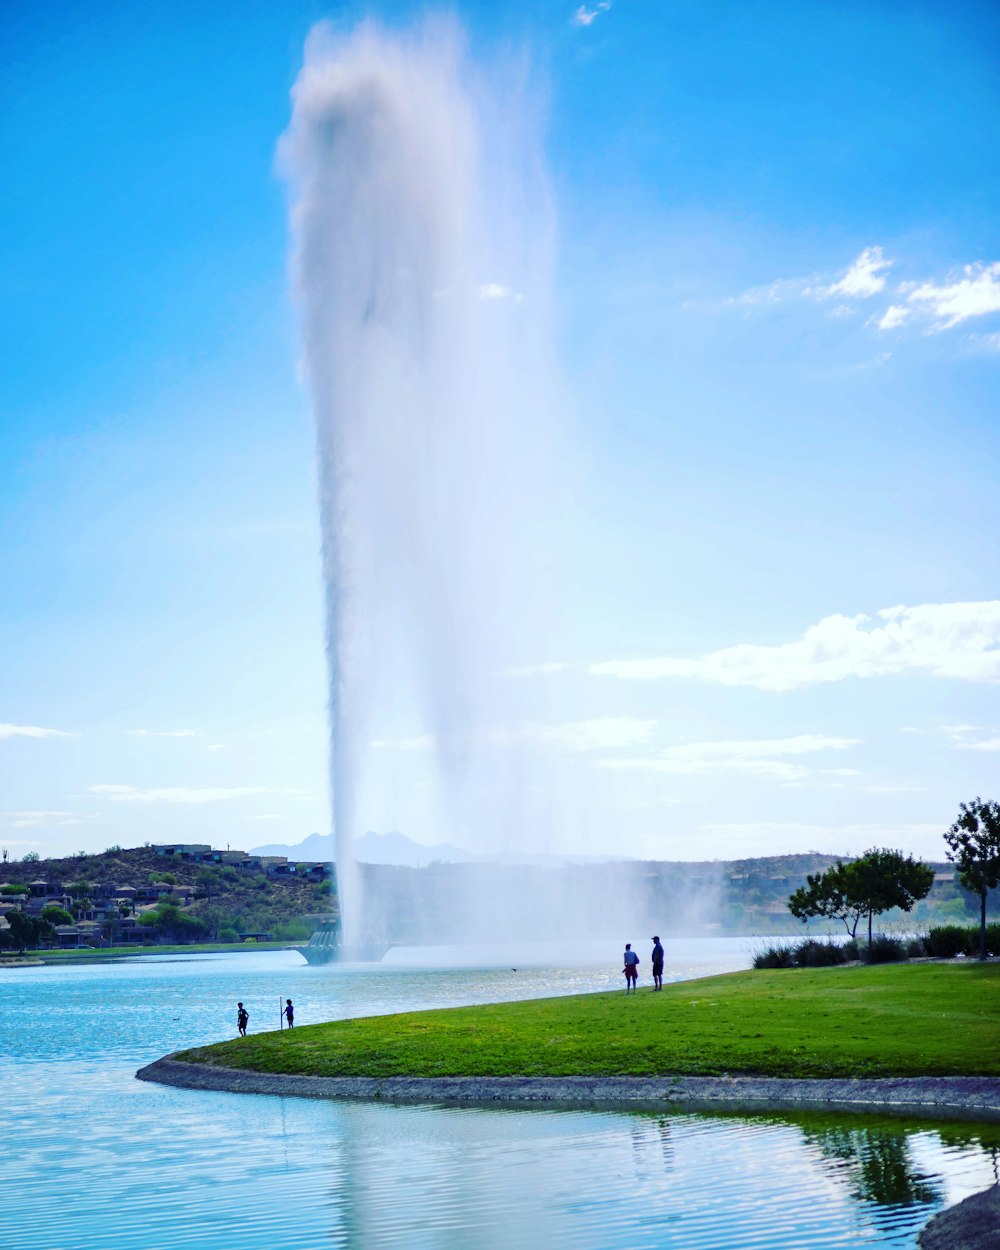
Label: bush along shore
xmin=165 ymin=962 xmax=999 ymax=1083
xmin=753 ymin=923 xmax=1000 ymax=969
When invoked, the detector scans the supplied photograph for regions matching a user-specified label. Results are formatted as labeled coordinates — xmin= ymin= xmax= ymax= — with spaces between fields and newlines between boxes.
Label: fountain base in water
xmin=298 ymin=922 xmax=391 ymax=965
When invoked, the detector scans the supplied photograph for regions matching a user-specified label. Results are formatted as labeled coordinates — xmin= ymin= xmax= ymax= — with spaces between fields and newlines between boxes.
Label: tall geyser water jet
xmin=281 ymin=19 xmax=562 ymax=946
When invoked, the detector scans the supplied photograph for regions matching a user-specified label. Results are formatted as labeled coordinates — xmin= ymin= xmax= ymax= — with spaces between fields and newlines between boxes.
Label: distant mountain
xmin=249 ymin=831 xmax=627 ymax=868
xmin=249 ymin=830 xmax=478 ymax=867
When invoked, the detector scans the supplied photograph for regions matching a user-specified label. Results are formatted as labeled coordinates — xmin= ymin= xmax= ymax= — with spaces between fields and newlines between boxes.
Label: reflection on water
xmin=2 ymin=945 xmax=997 ymax=1249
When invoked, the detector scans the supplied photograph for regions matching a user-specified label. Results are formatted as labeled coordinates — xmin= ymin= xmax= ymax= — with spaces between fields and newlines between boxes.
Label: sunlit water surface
xmin=2 ymin=940 xmax=996 ymax=1249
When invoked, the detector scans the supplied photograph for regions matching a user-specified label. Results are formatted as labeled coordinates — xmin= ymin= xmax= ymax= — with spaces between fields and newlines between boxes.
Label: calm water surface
xmin=2 ymin=940 xmax=996 ymax=1249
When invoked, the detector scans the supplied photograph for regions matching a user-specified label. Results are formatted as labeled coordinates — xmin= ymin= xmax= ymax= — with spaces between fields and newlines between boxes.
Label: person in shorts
xmin=283 ymin=998 xmax=295 ymax=1028
xmin=236 ymin=1002 xmax=249 ymax=1036
xmin=651 ymin=936 xmax=664 ymax=991
xmin=622 ymin=943 xmax=639 ymax=993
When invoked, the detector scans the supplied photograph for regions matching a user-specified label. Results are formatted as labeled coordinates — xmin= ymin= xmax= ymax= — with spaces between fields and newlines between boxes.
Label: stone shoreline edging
xmin=136 ymin=1058 xmax=1000 ymax=1122
xmin=918 ymin=1184 xmax=1000 ymax=1250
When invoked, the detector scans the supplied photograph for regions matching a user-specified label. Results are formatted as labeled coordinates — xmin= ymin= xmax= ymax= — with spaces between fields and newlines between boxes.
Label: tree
xmin=944 ymin=797 xmax=1000 ymax=961
xmin=40 ymin=905 xmax=74 ymax=927
xmin=2 ymin=909 xmax=54 ymax=953
xmin=196 ymin=868 xmax=220 ymax=901
xmin=22 ymin=851 xmax=40 ymax=863
xmin=789 ymin=861 xmax=865 ymax=938
xmin=788 ymin=848 xmax=934 ymax=942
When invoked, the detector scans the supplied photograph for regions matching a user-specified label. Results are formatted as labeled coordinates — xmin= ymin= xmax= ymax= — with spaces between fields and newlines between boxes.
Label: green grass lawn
xmin=177 ymin=962 xmax=1000 ymax=1081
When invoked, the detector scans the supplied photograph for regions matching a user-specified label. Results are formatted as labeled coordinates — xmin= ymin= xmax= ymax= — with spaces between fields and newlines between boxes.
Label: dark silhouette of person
xmin=237 ymin=1002 xmax=249 ymax=1037
xmin=622 ymin=943 xmax=639 ymax=993
xmin=651 ymin=936 xmax=664 ymax=990
xmin=283 ymin=998 xmax=294 ymax=1028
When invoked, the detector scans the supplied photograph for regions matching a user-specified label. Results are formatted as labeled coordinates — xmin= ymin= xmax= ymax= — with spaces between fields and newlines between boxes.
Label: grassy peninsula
xmin=178 ymin=962 xmax=1000 ymax=1081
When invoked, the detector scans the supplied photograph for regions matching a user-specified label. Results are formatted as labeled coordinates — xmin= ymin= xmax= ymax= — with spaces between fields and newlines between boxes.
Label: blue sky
xmin=2 ymin=0 xmax=999 ymax=863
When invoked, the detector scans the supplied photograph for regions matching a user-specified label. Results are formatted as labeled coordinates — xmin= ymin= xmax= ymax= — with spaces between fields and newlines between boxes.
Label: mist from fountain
xmin=281 ymin=18 xmax=564 ymax=948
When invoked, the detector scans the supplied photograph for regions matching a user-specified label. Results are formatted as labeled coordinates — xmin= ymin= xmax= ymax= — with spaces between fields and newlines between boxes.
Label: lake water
xmin=2 ymin=939 xmax=996 ymax=1249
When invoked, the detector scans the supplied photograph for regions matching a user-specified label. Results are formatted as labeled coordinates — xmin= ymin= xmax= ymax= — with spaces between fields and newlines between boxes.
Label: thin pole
xmin=279 ymin=997 xmax=283 ymax=1031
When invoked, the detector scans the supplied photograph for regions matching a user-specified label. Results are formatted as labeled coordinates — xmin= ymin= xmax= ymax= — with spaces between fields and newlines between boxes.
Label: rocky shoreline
xmin=136 ymin=1057 xmax=1000 ymax=1122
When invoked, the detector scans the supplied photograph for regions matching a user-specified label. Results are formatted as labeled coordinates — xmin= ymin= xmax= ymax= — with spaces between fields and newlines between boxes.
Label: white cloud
xmin=876 ymin=304 xmax=910 ymax=330
xmin=89 ymin=785 xmax=293 ymax=804
xmin=823 ymin=247 xmax=892 ymax=299
xmin=523 ymin=717 xmax=656 ymax=752
xmin=477 ymin=283 xmax=522 ymax=302
xmin=128 ymin=728 xmax=204 ymax=738
xmin=728 ymin=247 xmax=890 ymax=310
xmin=0 ymin=723 xmax=75 ymax=740
xmin=598 ymin=733 xmax=857 ymax=781
xmin=4 ymin=811 xmax=83 ymax=828
xmin=907 ymin=262 xmax=1000 ymax=330
xmin=591 ymin=600 xmax=1000 ymax=691
xmin=206 ymin=744 xmax=226 ymax=752
xmin=726 ymin=276 xmax=809 ymax=307
xmin=508 ymin=661 xmax=572 ymax=677
xmin=573 ymin=1 xmax=611 ymax=26
xmin=958 ymin=737 xmax=1000 ymax=752
xmin=370 ymin=734 xmax=435 ymax=752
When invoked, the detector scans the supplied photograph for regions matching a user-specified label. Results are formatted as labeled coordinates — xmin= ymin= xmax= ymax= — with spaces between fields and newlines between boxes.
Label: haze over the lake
xmin=3 ymin=1 xmax=999 ymax=866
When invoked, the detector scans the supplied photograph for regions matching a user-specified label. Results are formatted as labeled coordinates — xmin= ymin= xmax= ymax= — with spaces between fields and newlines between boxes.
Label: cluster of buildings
xmin=153 ymin=843 xmax=332 ymax=881
xmin=0 ymin=842 xmax=333 ymax=949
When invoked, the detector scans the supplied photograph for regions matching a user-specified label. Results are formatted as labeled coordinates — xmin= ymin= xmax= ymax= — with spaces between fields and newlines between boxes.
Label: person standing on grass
xmin=236 ymin=1002 xmax=249 ymax=1037
xmin=651 ymin=936 xmax=664 ymax=991
xmin=283 ymin=998 xmax=295 ymax=1029
xmin=623 ymin=943 xmax=639 ymax=993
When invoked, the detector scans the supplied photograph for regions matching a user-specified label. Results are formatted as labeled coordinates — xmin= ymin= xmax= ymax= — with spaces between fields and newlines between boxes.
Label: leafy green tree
xmin=196 ymin=868 xmax=221 ymax=901
xmin=944 ymin=797 xmax=1000 ymax=961
xmin=22 ymin=851 xmax=40 ymax=863
xmin=40 ymin=905 xmax=74 ymax=927
xmin=789 ymin=848 xmax=933 ymax=942
xmin=0 ymin=884 xmax=29 ymax=896
xmin=2 ymin=909 xmax=55 ymax=952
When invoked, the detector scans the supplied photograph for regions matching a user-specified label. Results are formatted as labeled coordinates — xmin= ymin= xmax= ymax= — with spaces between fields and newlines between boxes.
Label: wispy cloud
xmin=128 ymin=728 xmax=204 ymax=739
xmin=89 ymin=785 xmax=296 ymax=804
xmin=905 ymin=262 xmax=1000 ymax=330
xmin=822 ymin=246 xmax=892 ymax=299
xmin=370 ymin=735 xmax=435 ymax=752
xmin=0 ymin=723 xmax=76 ymax=740
xmin=728 ymin=247 xmax=891 ymax=310
xmin=507 ymin=661 xmax=572 ymax=677
xmin=590 ymin=600 xmax=1000 ymax=691
xmin=876 ymin=304 xmax=910 ymax=330
xmin=573 ymin=1 xmax=611 ymax=26
xmin=524 ymin=717 xmax=656 ymax=752
xmin=598 ymin=734 xmax=858 ymax=781
xmin=958 ymin=737 xmax=1000 ymax=753
xmin=729 ymin=249 xmax=1000 ymax=343
xmin=4 ymin=810 xmax=84 ymax=828
xmin=477 ymin=283 xmax=522 ymax=302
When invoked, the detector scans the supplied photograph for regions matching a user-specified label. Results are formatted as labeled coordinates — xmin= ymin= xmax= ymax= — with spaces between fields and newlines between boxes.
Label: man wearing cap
xmin=651 ymin=936 xmax=664 ymax=991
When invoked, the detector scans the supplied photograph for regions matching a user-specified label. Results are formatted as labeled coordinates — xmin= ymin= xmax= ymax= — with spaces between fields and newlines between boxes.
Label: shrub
xmin=218 ymin=927 xmax=240 ymax=944
xmin=861 ymin=935 xmax=907 ymax=964
xmin=905 ymin=936 xmax=928 ymax=958
xmin=794 ymin=939 xmax=848 ymax=968
xmin=842 ymin=938 xmax=859 ymax=961
xmin=925 ymin=925 xmax=977 ymax=958
xmin=752 ymin=943 xmax=797 ymax=969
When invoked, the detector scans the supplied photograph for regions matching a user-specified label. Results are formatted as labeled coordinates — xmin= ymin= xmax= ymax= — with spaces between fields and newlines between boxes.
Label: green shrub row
xmin=924 ymin=923 xmax=1000 ymax=958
